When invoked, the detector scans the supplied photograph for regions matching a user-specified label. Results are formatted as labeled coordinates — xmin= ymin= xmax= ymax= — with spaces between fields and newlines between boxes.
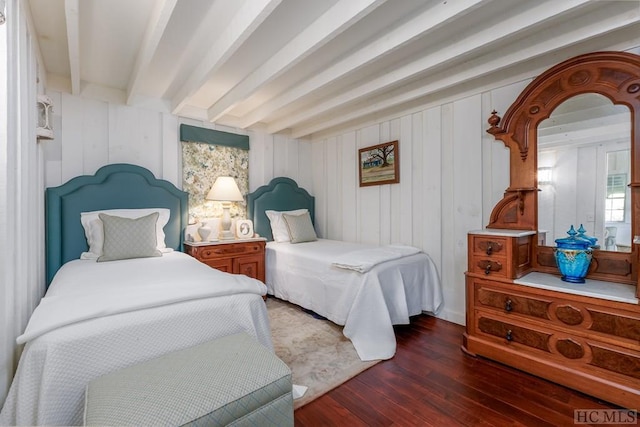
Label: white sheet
xmin=0 ymin=252 xmax=271 ymax=426
xmin=266 ymin=239 xmax=443 ymax=361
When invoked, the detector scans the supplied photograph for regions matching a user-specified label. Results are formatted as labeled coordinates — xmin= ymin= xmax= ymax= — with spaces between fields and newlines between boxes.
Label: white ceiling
xmin=538 ymin=93 xmax=631 ymax=149
xmin=26 ymin=0 xmax=640 ymax=139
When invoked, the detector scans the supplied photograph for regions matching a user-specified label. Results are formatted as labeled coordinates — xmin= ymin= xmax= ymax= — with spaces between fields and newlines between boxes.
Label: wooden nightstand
xmin=184 ymin=238 xmax=266 ymax=282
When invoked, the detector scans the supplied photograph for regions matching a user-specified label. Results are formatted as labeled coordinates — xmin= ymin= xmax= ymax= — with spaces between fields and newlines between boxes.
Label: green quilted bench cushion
xmin=84 ymin=332 xmax=293 ymax=426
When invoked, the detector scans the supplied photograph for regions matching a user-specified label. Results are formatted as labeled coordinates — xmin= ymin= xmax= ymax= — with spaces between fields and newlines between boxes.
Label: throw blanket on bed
xmin=331 ymin=245 xmax=421 ymax=273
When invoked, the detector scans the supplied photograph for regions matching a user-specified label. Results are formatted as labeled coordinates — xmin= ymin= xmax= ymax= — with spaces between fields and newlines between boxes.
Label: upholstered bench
xmin=84 ymin=332 xmax=293 ymax=426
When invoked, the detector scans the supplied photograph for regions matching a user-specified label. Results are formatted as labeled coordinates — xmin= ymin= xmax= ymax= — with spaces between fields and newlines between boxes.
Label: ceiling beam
xmin=126 ymin=0 xmax=178 ymax=105
xmin=238 ymin=0 xmax=489 ymax=129
xmin=269 ymin=0 xmax=593 ymax=134
xmin=170 ymin=0 xmax=282 ymax=115
xmin=64 ymin=0 xmax=80 ymax=95
xmin=290 ymin=13 xmax=639 ymax=138
xmin=206 ymin=0 xmax=387 ymax=123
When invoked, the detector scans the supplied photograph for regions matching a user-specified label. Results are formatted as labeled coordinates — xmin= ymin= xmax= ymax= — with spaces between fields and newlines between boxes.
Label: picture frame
xmin=235 ymin=219 xmax=254 ymax=239
xmin=358 ymin=140 xmax=399 ymax=187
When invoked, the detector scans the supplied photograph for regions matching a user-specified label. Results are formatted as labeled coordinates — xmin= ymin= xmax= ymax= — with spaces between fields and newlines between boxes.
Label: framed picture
xmin=358 ymin=140 xmax=399 ymax=187
xmin=235 ymin=219 xmax=254 ymax=239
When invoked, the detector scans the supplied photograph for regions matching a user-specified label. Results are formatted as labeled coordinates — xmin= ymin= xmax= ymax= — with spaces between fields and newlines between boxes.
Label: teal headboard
xmin=45 ymin=164 xmax=189 ymax=285
xmin=247 ymin=177 xmax=315 ymax=241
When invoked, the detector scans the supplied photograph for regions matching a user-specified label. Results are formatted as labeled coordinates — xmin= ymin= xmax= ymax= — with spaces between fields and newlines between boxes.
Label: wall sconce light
xmin=37 ymin=95 xmax=54 ymax=140
xmin=206 ymin=176 xmax=243 ymax=240
xmin=538 ymin=166 xmax=553 ymax=185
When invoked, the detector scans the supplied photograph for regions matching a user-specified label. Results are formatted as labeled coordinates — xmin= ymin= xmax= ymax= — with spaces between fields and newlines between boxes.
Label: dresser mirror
xmin=486 ymin=51 xmax=640 ymax=290
xmin=537 ymin=93 xmax=631 ymax=251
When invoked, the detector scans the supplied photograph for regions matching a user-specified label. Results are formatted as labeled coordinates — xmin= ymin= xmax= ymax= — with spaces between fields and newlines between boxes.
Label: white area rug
xmin=266 ymin=297 xmax=380 ymax=409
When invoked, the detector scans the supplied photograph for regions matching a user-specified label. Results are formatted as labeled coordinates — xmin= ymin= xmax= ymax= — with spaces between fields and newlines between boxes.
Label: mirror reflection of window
xmin=605 ymin=173 xmax=626 ymax=222
xmin=537 ymin=94 xmax=631 ymax=251
xmin=604 ymin=149 xmax=631 ymax=252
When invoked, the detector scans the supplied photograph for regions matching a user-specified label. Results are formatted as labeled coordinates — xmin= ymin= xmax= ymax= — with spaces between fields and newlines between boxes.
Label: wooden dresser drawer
xmin=588 ymin=342 xmax=640 ymax=380
xmin=197 ymin=242 xmax=263 ymax=259
xmin=476 ymin=284 xmax=551 ymax=320
xmin=474 ymin=312 xmax=640 ymax=382
xmin=467 ymin=233 xmax=533 ymax=279
xmin=470 ymin=257 xmax=506 ymax=278
xmin=476 ymin=313 xmax=552 ymax=353
xmin=470 ymin=235 xmax=507 ymax=257
xmin=471 ymin=278 xmax=640 ymax=348
xmin=587 ymin=308 xmax=640 ymax=343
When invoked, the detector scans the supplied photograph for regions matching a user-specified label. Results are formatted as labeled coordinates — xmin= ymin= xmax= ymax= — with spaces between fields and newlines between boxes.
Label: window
xmin=605 ymin=173 xmax=627 ymax=222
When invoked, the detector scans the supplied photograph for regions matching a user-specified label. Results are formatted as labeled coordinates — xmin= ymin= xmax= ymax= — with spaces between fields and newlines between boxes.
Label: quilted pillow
xmin=282 ymin=211 xmax=317 ymax=244
xmin=97 ymin=213 xmax=162 ymax=262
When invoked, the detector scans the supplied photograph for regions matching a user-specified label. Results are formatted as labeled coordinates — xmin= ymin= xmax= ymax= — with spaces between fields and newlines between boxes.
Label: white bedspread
xmin=266 ymin=239 xmax=443 ymax=361
xmin=0 ymin=252 xmax=271 ymax=426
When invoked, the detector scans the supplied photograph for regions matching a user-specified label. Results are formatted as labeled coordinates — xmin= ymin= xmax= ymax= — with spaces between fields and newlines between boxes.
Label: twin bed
xmin=0 ymin=164 xmax=271 ymax=426
xmin=0 ymin=164 xmax=443 ymax=426
xmin=248 ymin=177 xmax=443 ymax=361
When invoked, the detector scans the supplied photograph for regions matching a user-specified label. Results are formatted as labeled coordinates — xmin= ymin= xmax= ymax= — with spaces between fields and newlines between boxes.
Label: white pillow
xmin=80 ymin=208 xmax=171 ymax=259
xmin=265 ymin=209 xmax=308 ymax=242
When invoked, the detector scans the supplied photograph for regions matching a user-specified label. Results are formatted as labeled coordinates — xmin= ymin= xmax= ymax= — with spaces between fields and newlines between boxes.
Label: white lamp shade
xmin=206 ymin=176 xmax=243 ymax=202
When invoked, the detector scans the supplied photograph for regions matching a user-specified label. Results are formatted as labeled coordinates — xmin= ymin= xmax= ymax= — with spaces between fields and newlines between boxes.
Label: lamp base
xmin=219 ymin=203 xmax=235 ymax=240
xmin=220 ymin=230 xmax=235 ymax=240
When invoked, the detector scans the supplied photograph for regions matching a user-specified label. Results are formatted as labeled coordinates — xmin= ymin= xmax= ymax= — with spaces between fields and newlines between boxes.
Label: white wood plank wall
xmin=0 ymin=0 xmax=46 ymax=405
xmin=44 ymin=103 xmax=312 ymax=194
xmin=44 ymin=94 xmax=182 ymax=188
xmin=310 ymin=83 xmax=532 ymax=325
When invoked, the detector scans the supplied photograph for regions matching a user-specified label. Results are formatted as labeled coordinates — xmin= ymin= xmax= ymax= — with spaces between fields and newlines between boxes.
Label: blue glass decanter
xmin=553 ymin=225 xmax=593 ymax=283
xmin=577 ymin=224 xmax=599 ymax=249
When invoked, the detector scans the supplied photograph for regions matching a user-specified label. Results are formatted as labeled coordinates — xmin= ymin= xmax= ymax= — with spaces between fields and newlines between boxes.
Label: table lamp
xmin=206 ymin=176 xmax=243 ymax=240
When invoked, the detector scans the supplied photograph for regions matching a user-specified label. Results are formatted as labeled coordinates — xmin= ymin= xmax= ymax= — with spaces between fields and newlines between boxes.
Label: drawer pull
xmin=477 ymin=260 xmax=502 ymax=275
xmin=505 ymin=299 xmax=513 ymax=312
xmin=478 ymin=240 xmax=503 ymax=255
xmin=506 ymin=329 xmax=513 ymax=342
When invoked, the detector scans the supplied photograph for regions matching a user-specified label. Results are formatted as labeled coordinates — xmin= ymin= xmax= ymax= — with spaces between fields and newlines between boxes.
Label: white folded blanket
xmin=331 ymin=245 xmax=420 ymax=273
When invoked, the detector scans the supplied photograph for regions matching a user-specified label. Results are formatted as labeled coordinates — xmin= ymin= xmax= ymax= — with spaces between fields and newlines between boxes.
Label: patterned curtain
xmin=182 ymin=142 xmax=249 ymax=224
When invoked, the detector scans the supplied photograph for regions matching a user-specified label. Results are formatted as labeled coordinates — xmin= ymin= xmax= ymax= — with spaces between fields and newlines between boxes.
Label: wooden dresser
xmin=463 ymin=52 xmax=640 ymax=410
xmin=465 ymin=231 xmax=640 ymax=409
xmin=184 ymin=239 xmax=266 ymax=283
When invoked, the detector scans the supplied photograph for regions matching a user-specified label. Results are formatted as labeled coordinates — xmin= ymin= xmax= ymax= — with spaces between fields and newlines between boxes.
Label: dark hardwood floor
xmin=294 ymin=315 xmax=625 ymax=427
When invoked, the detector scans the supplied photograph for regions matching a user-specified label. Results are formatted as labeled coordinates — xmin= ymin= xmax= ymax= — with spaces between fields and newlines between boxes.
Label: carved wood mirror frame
xmin=486 ymin=51 xmax=640 ymax=291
